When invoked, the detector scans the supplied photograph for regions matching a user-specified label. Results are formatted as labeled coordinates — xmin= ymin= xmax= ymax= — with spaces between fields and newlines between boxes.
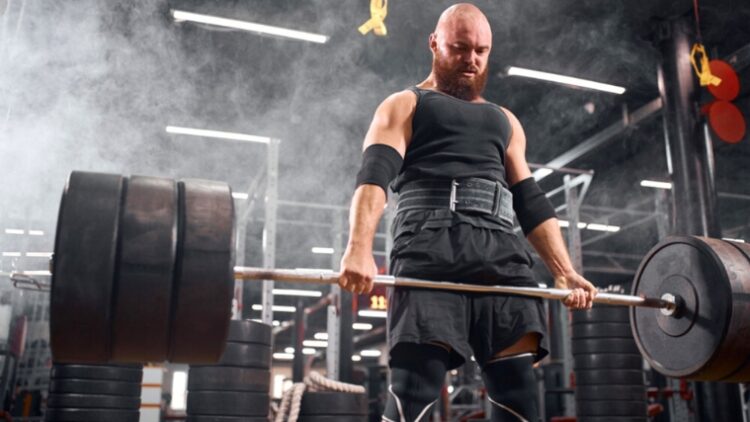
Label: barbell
xmin=41 ymin=171 xmax=750 ymax=382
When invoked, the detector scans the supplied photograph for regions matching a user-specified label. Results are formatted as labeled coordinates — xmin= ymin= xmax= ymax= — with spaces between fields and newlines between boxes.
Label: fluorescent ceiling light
xmin=360 ymin=349 xmax=382 ymax=357
xmin=28 ymin=230 xmax=44 ymax=236
xmin=273 ymin=353 xmax=294 ymax=360
xmin=303 ymin=340 xmax=328 ymax=348
xmin=352 ymin=355 xmax=362 ymax=362
xmin=232 ymin=192 xmax=249 ymax=200
xmin=171 ymin=10 xmax=329 ymax=44
xmin=586 ymin=223 xmax=621 ymax=233
xmin=353 ymin=323 xmax=373 ymax=330
xmin=640 ymin=180 xmax=673 ymax=190
xmin=273 ymin=288 xmax=322 ymax=298
xmin=166 ymin=126 xmax=271 ymax=144
xmin=723 ymin=237 xmax=746 ymax=243
xmin=284 ymin=347 xmax=295 ymax=354
xmin=2 ymin=252 xmax=21 ymax=257
xmin=273 ymin=320 xmax=280 ymax=326
xmin=532 ymin=168 xmax=554 ymax=181
xmin=20 ymin=270 xmax=52 ymax=276
xmin=314 ymin=332 xmax=328 ymax=340
xmin=311 ymin=247 xmax=334 ymax=255
xmin=26 ymin=252 xmax=53 ymax=258
xmin=358 ymin=310 xmax=387 ymax=318
xmin=302 ymin=348 xmax=316 ymax=355
xmin=251 ymin=304 xmax=296 ymax=313
xmin=4 ymin=229 xmax=24 ymax=235
xmin=506 ymin=66 xmax=626 ymax=95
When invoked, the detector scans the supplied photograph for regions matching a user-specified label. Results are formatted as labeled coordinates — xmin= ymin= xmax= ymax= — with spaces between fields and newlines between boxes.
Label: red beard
xmin=432 ymin=50 xmax=488 ymax=101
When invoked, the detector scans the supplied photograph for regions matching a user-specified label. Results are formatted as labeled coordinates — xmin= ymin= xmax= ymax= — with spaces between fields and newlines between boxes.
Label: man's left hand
xmin=555 ymin=271 xmax=597 ymax=309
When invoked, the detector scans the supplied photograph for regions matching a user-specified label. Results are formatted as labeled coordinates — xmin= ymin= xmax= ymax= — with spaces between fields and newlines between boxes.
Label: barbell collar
xmin=233 ymin=266 xmax=676 ymax=311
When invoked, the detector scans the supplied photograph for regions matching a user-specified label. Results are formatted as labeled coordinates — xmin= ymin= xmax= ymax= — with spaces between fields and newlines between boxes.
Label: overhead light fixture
xmin=284 ymin=347 xmax=295 ymax=354
xmin=314 ymin=332 xmax=328 ymax=340
xmin=358 ymin=310 xmax=387 ymax=318
xmin=352 ymin=355 xmax=362 ymax=362
xmin=302 ymin=348 xmax=316 ymax=355
xmin=232 ymin=192 xmax=249 ymax=200
xmin=311 ymin=247 xmax=334 ymax=255
xmin=19 ymin=270 xmax=52 ymax=276
xmin=26 ymin=252 xmax=53 ymax=258
xmin=360 ymin=349 xmax=382 ymax=357
xmin=558 ymin=220 xmax=587 ymax=229
xmin=353 ymin=323 xmax=373 ymax=330
xmin=723 ymin=237 xmax=746 ymax=243
xmin=532 ymin=168 xmax=554 ymax=181
xmin=506 ymin=66 xmax=626 ymax=95
xmin=273 ymin=289 xmax=322 ymax=298
xmin=166 ymin=126 xmax=271 ymax=144
xmin=586 ymin=223 xmax=621 ymax=233
xmin=2 ymin=252 xmax=21 ymax=257
xmin=251 ymin=304 xmax=296 ymax=313
xmin=640 ymin=180 xmax=673 ymax=190
xmin=302 ymin=340 xmax=328 ymax=348
xmin=4 ymin=229 xmax=24 ymax=235
xmin=28 ymin=230 xmax=44 ymax=236
xmin=273 ymin=352 xmax=294 ymax=360
xmin=171 ymin=10 xmax=329 ymax=44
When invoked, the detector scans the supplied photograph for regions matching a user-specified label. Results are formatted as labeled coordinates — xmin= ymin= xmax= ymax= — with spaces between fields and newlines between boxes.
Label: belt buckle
xmin=449 ymin=179 xmax=459 ymax=211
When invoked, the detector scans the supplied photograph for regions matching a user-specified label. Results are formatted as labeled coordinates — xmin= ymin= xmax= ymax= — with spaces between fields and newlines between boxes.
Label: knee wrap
xmin=482 ymin=353 xmax=539 ymax=422
xmin=382 ymin=343 xmax=449 ymax=422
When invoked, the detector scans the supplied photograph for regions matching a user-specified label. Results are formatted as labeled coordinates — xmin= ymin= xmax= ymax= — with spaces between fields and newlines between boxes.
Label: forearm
xmin=346 ymin=184 xmax=387 ymax=253
xmin=526 ymin=218 xmax=576 ymax=279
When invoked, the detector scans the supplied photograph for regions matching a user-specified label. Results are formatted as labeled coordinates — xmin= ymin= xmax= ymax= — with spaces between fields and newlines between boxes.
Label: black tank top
xmin=392 ymin=86 xmax=513 ymax=192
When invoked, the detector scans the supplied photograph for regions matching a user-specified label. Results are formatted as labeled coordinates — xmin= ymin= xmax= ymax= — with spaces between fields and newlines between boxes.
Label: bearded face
xmin=432 ymin=44 xmax=489 ymax=101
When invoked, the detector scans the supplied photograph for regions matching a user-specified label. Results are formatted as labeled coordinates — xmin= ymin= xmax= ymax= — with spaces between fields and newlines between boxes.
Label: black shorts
xmin=387 ymin=210 xmax=550 ymax=369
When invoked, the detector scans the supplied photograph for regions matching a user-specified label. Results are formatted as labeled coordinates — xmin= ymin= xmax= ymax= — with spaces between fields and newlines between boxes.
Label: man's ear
xmin=428 ymin=33 xmax=438 ymax=53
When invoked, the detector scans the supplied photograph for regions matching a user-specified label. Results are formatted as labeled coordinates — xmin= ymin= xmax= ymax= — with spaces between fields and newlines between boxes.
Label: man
xmin=339 ymin=4 xmax=597 ymax=422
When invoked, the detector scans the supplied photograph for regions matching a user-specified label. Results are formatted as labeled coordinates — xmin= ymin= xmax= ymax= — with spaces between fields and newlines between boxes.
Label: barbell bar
xmin=44 ymin=171 xmax=750 ymax=382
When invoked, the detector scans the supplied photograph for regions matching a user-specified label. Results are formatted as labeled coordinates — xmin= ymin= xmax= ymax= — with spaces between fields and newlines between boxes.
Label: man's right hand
xmin=339 ymin=246 xmax=378 ymax=294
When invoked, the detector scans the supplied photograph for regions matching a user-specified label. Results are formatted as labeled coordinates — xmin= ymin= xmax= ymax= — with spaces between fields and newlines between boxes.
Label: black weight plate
xmin=188 ymin=366 xmax=270 ymax=392
xmin=44 ymin=408 xmax=140 ymax=422
xmin=572 ymin=323 xmax=633 ymax=339
xmin=169 ymin=179 xmax=235 ymax=363
xmin=575 ymin=370 xmax=645 ymax=386
xmin=47 ymin=393 xmax=140 ymax=409
xmin=578 ymin=418 xmax=647 ymax=422
xmin=297 ymin=416 xmax=368 ymax=422
xmin=112 ymin=176 xmax=177 ymax=362
xmin=51 ymin=171 xmax=125 ymax=363
xmin=300 ymin=392 xmax=368 ymax=415
xmin=227 ymin=320 xmax=272 ymax=345
xmin=217 ymin=342 xmax=271 ymax=368
xmin=187 ymin=418 xmax=269 ymax=422
xmin=576 ymin=400 xmax=647 ymax=416
xmin=572 ymin=306 xmax=630 ymax=324
xmin=571 ymin=338 xmax=639 ymax=355
xmin=49 ymin=379 xmax=141 ymax=397
xmin=631 ymin=237 xmax=736 ymax=380
xmin=50 ymin=364 xmax=143 ymax=382
xmin=187 ymin=391 xmax=268 ymax=416
xmin=574 ymin=354 xmax=643 ymax=370
xmin=575 ymin=385 xmax=647 ymax=401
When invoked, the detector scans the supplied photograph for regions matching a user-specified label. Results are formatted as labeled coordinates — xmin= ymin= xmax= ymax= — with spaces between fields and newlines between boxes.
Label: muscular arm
xmin=503 ymin=108 xmax=596 ymax=308
xmin=339 ymin=91 xmax=415 ymax=293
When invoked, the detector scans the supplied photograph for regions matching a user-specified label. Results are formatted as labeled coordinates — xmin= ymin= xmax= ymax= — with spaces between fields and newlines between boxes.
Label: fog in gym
xmin=1 ymin=0 xmax=749 ymax=420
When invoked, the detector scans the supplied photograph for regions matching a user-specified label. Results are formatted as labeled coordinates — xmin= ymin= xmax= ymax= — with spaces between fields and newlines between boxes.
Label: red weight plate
xmin=708 ymin=101 xmax=746 ymax=144
xmin=707 ymin=60 xmax=740 ymax=101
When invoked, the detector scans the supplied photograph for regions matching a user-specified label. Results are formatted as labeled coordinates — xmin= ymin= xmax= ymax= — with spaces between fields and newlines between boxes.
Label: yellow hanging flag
xmin=358 ymin=0 xmax=388 ymax=36
xmin=690 ymin=43 xmax=722 ymax=87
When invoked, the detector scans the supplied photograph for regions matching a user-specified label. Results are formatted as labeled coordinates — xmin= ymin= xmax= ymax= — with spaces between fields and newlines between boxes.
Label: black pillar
xmin=292 ymin=298 xmax=306 ymax=382
xmin=656 ymin=16 xmax=743 ymax=421
xmin=339 ymin=292 xmax=354 ymax=382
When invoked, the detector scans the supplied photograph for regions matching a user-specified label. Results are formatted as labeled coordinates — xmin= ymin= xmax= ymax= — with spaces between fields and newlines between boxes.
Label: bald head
xmin=434 ymin=3 xmax=492 ymax=46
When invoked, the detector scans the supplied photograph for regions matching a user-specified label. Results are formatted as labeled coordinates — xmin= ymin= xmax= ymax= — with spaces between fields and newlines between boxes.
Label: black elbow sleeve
xmin=510 ymin=177 xmax=556 ymax=235
xmin=355 ymin=144 xmax=403 ymax=195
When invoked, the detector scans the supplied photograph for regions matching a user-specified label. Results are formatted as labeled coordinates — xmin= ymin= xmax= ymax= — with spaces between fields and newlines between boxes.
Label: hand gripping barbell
xmin=43 ymin=172 xmax=750 ymax=382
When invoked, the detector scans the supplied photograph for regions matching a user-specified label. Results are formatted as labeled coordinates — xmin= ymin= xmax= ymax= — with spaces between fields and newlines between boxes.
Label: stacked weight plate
xmin=46 ymin=363 xmax=143 ymax=422
xmin=299 ymin=391 xmax=369 ymax=421
xmin=572 ymin=303 xmax=648 ymax=422
xmin=186 ymin=320 xmax=272 ymax=421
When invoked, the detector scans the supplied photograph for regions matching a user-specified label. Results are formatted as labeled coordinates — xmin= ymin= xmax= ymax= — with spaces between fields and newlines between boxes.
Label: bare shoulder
xmin=379 ymin=89 xmax=417 ymax=113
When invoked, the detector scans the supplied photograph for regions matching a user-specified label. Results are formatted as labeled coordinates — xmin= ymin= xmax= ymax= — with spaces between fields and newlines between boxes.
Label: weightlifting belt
xmin=396 ymin=178 xmax=514 ymax=225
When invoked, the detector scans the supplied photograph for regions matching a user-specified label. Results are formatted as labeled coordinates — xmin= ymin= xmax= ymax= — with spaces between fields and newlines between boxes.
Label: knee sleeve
xmin=482 ymin=353 xmax=539 ymax=422
xmin=382 ymin=343 xmax=449 ymax=422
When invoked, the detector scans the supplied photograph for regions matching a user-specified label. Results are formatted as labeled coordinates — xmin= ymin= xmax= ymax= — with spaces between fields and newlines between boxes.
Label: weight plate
xmin=721 ymin=240 xmax=750 ymax=381
xmin=47 ymin=393 xmax=140 ymax=409
xmin=300 ymin=392 xmax=368 ymax=415
xmin=169 ymin=179 xmax=235 ymax=363
xmin=217 ymin=342 xmax=271 ymax=368
xmin=44 ymin=408 xmax=140 ymax=422
xmin=576 ymin=400 xmax=647 ymax=416
xmin=51 ymin=172 xmax=125 ymax=363
xmin=188 ymin=366 xmax=270 ymax=392
xmin=186 ymin=417 xmax=269 ymax=422
xmin=50 ymin=364 xmax=143 ymax=382
xmin=575 ymin=370 xmax=644 ymax=386
xmin=49 ymin=379 xmax=141 ymax=397
xmin=574 ymin=354 xmax=643 ymax=370
xmin=578 ymin=418 xmax=647 ymax=422
xmin=631 ymin=237 xmax=750 ymax=381
xmin=571 ymin=338 xmax=639 ymax=355
xmin=572 ymin=323 xmax=633 ymax=339
xmin=296 ymin=416 xmax=368 ymax=422
xmin=111 ymin=176 xmax=177 ymax=362
xmin=572 ymin=306 xmax=630 ymax=324
xmin=186 ymin=391 xmax=268 ymax=416
xmin=575 ymin=385 xmax=647 ymax=401
xmin=227 ymin=320 xmax=272 ymax=345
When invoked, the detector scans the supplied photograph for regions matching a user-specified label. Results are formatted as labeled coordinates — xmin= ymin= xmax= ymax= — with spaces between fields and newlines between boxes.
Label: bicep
xmin=502 ymin=108 xmax=532 ymax=186
xmin=362 ymin=92 xmax=415 ymax=157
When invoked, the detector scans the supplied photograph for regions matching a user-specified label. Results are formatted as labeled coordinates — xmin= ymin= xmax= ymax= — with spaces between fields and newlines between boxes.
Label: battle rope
xmin=275 ymin=371 xmax=366 ymax=422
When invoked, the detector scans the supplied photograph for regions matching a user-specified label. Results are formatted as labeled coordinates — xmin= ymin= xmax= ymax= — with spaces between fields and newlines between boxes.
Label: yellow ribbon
xmin=358 ymin=0 xmax=388 ymax=36
xmin=690 ymin=43 xmax=722 ymax=87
